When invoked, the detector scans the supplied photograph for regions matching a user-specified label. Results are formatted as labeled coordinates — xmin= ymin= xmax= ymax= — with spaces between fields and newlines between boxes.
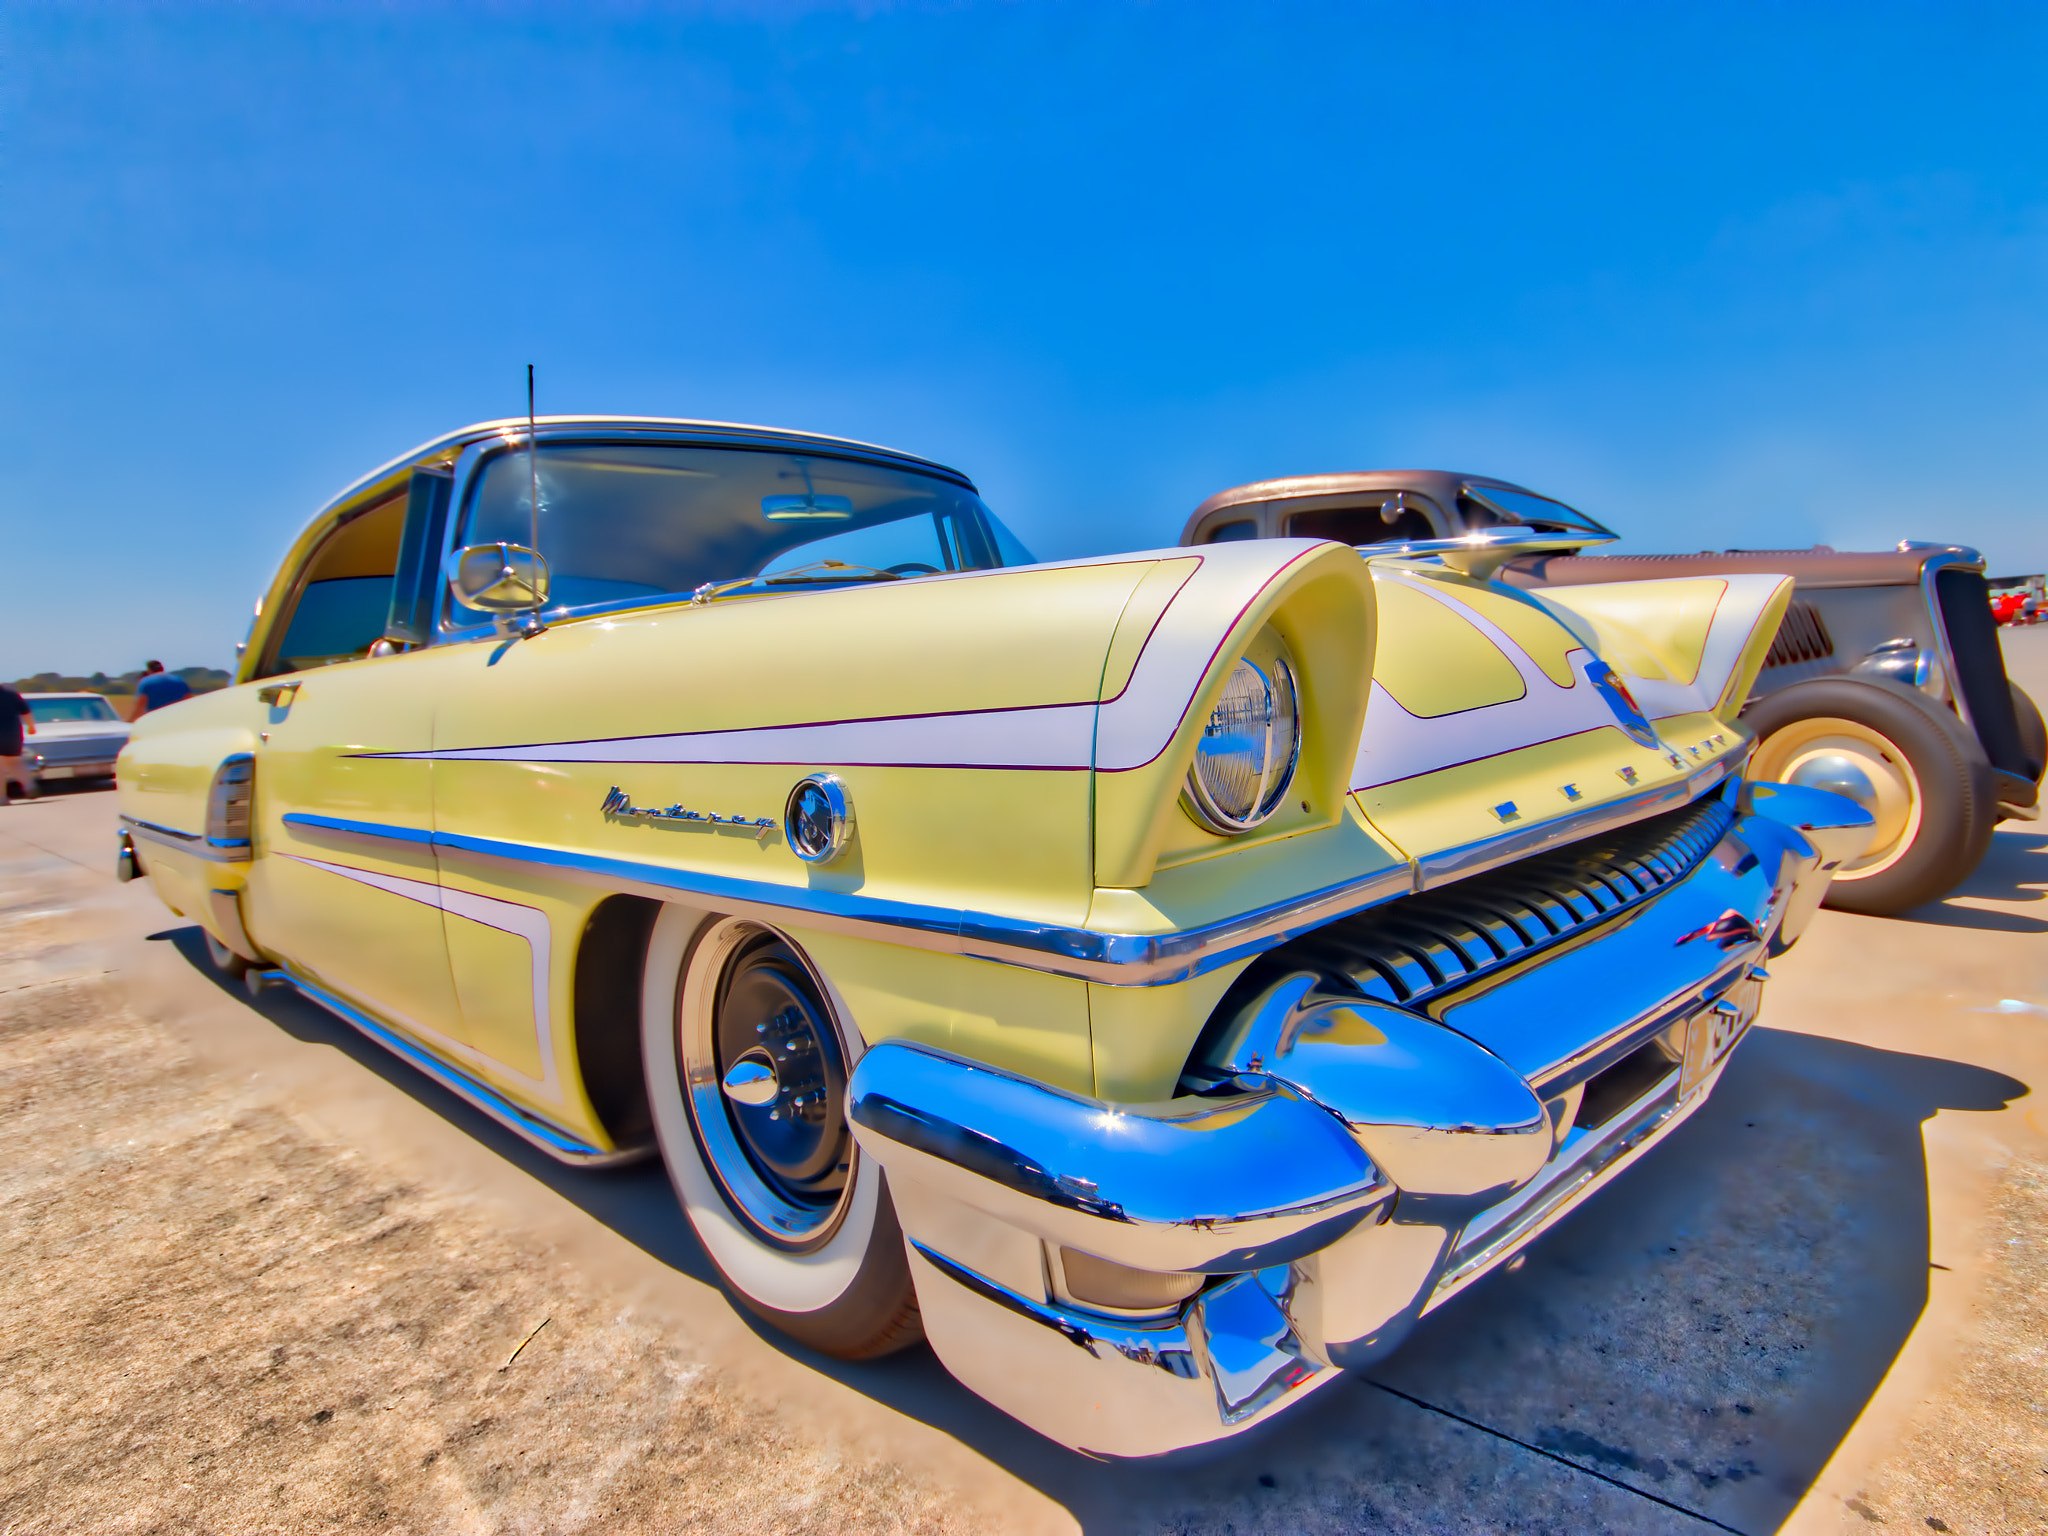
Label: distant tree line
xmin=8 ymin=667 xmax=233 ymax=696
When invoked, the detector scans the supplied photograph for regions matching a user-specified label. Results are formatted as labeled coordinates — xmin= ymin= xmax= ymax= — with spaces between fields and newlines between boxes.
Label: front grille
xmin=1934 ymin=567 xmax=2030 ymax=778
xmin=32 ymin=735 xmax=126 ymax=766
xmin=1278 ymin=792 xmax=1739 ymax=1005
xmin=1762 ymin=600 xmax=1834 ymax=669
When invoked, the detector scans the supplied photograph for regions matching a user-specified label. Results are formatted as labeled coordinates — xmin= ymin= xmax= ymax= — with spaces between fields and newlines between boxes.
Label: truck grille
xmin=32 ymin=734 xmax=126 ymax=767
xmin=1934 ymin=566 xmax=2031 ymax=780
xmin=1761 ymin=600 xmax=1834 ymax=669
xmin=1280 ymin=792 xmax=1739 ymax=1005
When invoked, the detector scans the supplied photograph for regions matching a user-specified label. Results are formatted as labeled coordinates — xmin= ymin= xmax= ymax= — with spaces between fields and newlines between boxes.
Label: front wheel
xmin=1744 ymin=678 xmax=1998 ymax=916
xmin=640 ymin=906 xmax=921 ymax=1359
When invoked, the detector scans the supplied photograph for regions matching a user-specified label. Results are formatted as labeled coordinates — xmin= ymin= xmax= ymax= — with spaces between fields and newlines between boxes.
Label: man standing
xmin=0 ymin=682 xmax=34 ymax=803
xmin=134 ymin=661 xmax=192 ymax=716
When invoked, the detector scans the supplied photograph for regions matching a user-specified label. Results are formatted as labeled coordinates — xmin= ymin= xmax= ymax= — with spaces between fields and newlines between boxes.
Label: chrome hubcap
xmin=1753 ymin=718 xmax=1921 ymax=879
xmin=679 ymin=920 xmax=854 ymax=1248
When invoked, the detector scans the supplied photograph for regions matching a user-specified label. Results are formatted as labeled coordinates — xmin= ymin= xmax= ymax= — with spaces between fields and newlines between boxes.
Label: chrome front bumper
xmin=848 ymin=782 xmax=1870 ymax=1458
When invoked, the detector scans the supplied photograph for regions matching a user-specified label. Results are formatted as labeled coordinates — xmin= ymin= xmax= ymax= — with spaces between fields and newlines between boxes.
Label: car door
xmin=240 ymin=482 xmax=469 ymax=1057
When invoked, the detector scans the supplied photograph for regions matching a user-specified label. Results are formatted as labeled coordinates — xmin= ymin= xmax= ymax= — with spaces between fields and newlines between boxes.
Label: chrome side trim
xmin=280 ymin=774 xmax=1737 ymax=989
xmin=281 ymin=811 xmax=1415 ymax=986
xmin=119 ymin=814 xmax=253 ymax=864
xmin=1416 ymin=758 xmax=1730 ymax=891
xmin=253 ymin=967 xmax=651 ymax=1168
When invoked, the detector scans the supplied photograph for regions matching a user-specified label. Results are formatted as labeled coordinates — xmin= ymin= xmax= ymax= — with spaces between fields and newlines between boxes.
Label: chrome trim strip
xmin=282 ymin=811 xmax=1415 ymax=986
xmin=254 ymin=967 xmax=650 ymax=1168
xmin=119 ymin=814 xmax=253 ymax=864
xmin=1415 ymin=758 xmax=1730 ymax=891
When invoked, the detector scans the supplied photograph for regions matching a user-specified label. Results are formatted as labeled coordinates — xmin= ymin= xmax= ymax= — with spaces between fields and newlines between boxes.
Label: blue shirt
xmin=136 ymin=672 xmax=192 ymax=713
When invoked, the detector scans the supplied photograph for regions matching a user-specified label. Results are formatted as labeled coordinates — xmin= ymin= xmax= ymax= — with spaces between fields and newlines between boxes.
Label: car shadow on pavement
xmin=1891 ymin=826 xmax=2048 ymax=933
xmin=168 ymin=926 xmax=2029 ymax=1535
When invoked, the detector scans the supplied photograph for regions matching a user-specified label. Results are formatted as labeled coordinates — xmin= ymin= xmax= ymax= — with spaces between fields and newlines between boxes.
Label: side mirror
xmin=447 ymin=542 xmax=550 ymax=613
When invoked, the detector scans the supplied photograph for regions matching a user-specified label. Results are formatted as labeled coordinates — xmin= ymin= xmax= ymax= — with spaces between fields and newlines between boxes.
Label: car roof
xmin=313 ymin=415 xmax=979 ymax=528
xmin=23 ymin=692 xmax=113 ymax=701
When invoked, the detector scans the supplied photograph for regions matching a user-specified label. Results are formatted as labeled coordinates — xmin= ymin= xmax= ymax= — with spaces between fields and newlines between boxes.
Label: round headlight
xmin=784 ymin=773 xmax=853 ymax=863
xmin=1182 ymin=633 xmax=1301 ymax=834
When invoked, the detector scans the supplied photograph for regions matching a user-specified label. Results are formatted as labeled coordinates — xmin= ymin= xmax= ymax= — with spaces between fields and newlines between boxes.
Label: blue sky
xmin=5 ymin=1 xmax=2046 ymax=675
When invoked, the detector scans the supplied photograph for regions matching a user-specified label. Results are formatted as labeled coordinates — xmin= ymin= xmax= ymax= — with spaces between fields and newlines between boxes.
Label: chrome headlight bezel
xmin=1181 ymin=629 xmax=1303 ymax=835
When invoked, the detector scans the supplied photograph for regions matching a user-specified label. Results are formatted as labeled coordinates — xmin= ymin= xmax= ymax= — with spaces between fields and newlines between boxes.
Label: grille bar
xmin=1284 ymin=791 xmax=1739 ymax=1006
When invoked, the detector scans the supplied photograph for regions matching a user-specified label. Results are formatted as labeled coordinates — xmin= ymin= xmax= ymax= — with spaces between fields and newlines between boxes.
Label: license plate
xmin=38 ymin=766 xmax=76 ymax=780
xmin=1680 ymin=976 xmax=1760 ymax=1098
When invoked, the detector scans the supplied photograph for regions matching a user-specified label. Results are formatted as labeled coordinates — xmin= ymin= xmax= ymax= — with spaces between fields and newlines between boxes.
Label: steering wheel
xmin=885 ymin=562 xmax=942 ymax=576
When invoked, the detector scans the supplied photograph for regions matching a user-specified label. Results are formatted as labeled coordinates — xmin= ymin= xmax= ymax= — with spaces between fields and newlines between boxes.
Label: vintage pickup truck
xmin=117 ymin=417 xmax=1866 ymax=1456
xmin=1185 ymin=470 xmax=2043 ymax=914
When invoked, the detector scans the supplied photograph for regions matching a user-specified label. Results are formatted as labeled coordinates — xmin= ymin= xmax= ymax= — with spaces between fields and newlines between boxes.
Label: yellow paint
xmin=1368 ymin=575 xmax=1526 ymax=717
xmin=794 ymin=929 xmax=1096 ymax=1094
xmin=1087 ymin=963 xmax=1250 ymax=1102
xmin=445 ymin=913 xmax=547 ymax=1081
xmin=1417 ymin=574 xmax=1583 ymax=688
xmin=1533 ymin=578 xmax=1729 ymax=687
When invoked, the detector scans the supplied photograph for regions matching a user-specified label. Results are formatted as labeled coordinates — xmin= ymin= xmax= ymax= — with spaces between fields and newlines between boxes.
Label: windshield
xmin=1458 ymin=484 xmax=1615 ymax=537
xmin=449 ymin=441 xmax=1034 ymax=626
xmin=29 ymin=697 xmax=119 ymax=723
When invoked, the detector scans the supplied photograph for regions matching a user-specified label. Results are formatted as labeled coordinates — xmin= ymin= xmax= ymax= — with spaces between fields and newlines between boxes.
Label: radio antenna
xmin=526 ymin=363 xmax=541 ymax=559
xmin=520 ymin=364 xmax=547 ymax=637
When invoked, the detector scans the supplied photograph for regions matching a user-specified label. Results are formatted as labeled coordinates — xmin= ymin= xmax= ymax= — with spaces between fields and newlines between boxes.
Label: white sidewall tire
xmin=640 ymin=902 xmax=881 ymax=1317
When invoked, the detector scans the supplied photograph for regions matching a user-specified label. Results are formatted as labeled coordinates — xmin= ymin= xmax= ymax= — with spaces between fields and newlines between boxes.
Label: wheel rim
xmin=1751 ymin=716 xmax=1922 ymax=879
xmin=676 ymin=919 xmax=855 ymax=1251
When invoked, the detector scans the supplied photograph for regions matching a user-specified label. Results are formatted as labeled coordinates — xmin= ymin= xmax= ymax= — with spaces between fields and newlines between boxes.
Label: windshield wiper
xmin=690 ymin=559 xmax=902 ymax=605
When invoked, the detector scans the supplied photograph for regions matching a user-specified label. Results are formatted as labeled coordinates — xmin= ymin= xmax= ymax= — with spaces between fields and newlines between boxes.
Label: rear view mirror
xmin=448 ymin=542 xmax=551 ymax=612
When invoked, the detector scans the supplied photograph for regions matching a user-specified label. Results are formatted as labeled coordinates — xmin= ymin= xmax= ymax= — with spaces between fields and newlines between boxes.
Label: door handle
xmin=257 ymin=683 xmax=301 ymax=708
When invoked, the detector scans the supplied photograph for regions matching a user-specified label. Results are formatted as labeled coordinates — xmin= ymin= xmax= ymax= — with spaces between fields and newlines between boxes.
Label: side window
xmin=1203 ymin=519 xmax=1259 ymax=544
xmin=1287 ymin=493 xmax=1441 ymax=545
xmin=260 ymin=494 xmax=406 ymax=678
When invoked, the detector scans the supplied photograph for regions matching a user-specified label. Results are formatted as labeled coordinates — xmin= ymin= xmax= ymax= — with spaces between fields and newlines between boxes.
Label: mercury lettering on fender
xmin=600 ymin=786 xmax=774 ymax=830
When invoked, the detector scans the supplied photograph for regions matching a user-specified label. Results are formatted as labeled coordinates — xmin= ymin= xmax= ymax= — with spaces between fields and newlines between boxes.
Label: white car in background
xmin=25 ymin=693 xmax=131 ymax=787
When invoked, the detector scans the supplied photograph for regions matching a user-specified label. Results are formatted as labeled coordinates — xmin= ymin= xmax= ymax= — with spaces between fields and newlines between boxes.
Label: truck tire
xmin=1743 ymin=678 xmax=1998 ymax=916
xmin=640 ymin=904 xmax=922 ymax=1360
xmin=2012 ymin=682 xmax=2045 ymax=785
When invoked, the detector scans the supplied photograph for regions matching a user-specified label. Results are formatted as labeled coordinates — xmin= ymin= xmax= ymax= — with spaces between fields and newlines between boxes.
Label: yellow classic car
xmin=117 ymin=417 xmax=1871 ymax=1457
